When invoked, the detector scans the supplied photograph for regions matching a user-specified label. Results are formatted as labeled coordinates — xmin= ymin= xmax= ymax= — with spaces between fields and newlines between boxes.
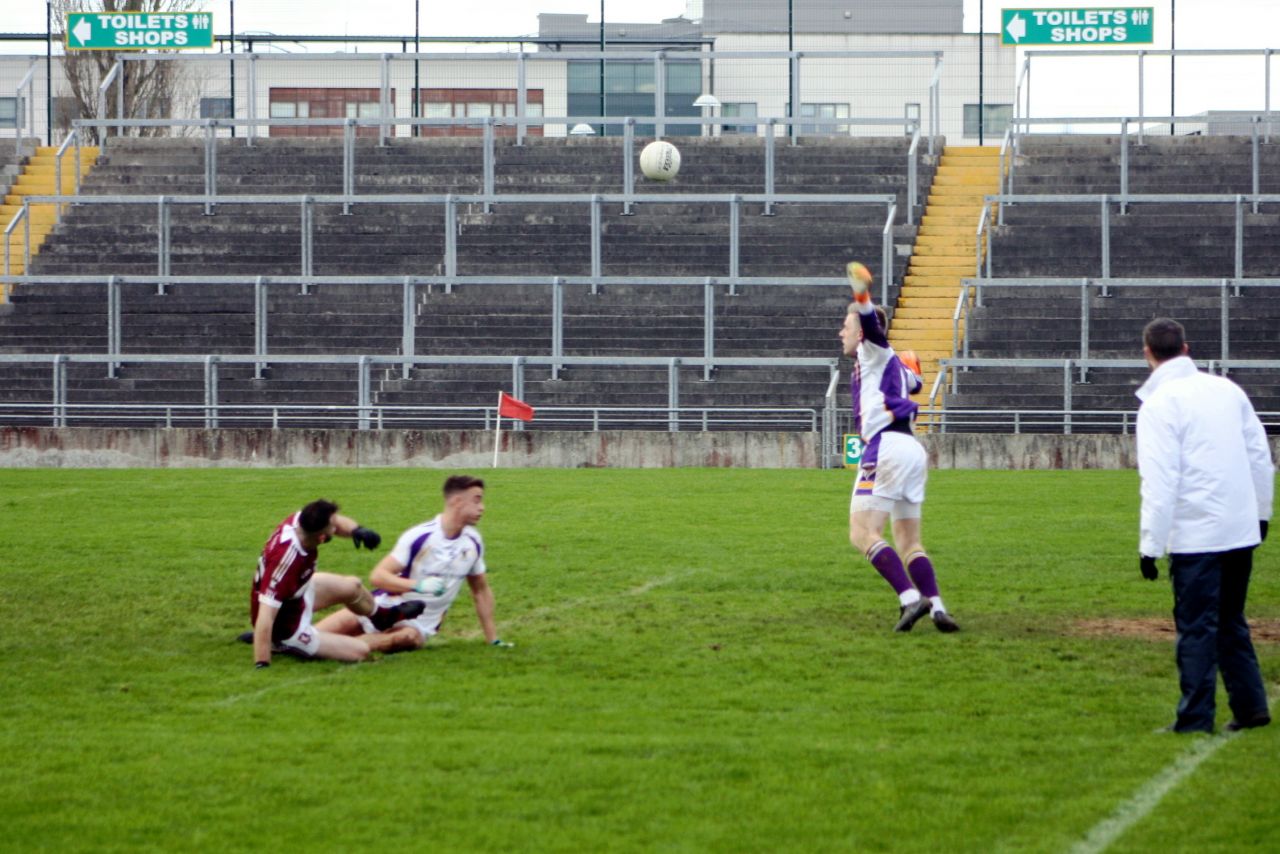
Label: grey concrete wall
xmin=2 ymin=427 xmax=1276 ymax=469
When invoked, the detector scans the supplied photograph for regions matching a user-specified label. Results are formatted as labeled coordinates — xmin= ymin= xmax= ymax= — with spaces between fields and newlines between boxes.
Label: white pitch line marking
xmin=1071 ymin=688 xmax=1276 ymax=854
xmin=213 ymin=662 xmax=358 ymax=707
xmin=454 ymin=568 xmax=698 ymax=641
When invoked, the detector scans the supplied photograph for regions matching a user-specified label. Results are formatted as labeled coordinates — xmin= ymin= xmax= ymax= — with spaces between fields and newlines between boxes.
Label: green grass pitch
xmin=1 ymin=467 xmax=1276 ymax=852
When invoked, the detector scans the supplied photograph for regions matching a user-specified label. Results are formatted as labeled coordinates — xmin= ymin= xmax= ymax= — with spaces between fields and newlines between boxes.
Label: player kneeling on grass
xmin=315 ymin=475 xmax=512 ymax=652
xmin=247 ymin=499 xmax=426 ymax=668
xmin=841 ymin=262 xmax=958 ymax=633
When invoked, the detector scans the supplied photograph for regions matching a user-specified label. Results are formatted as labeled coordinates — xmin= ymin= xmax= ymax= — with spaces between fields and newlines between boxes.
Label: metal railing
xmin=11 ymin=59 xmax=37 ymax=160
xmin=1000 ymin=115 xmax=1277 ymax=216
xmin=0 ymin=274 xmax=855 ymax=383
xmin=67 ymin=114 xmax=925 ymax=223
xmin=1016 ymin=48 xmax=1277 ymax=133
xmin=0 ymin=400 xmax=821 ymax=434
xmin=3 ymin=190 xmax=901 ymax=287
xmin=979 ymin=194 xmax=1280 ymax=279
xmin=0 ymin=352 xmax=837 ymax=434
xmin=930 ymin=356 xmax=1280 ymax=435
xmin=950 ymin=278 xmax=1280 ymax=381
xmin=93 ymin=48 xmax=945 ymax=152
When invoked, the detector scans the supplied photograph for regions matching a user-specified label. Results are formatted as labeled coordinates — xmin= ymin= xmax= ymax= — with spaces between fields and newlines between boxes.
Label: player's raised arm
xmin=847 ymin=261 xmax=889 ymax=349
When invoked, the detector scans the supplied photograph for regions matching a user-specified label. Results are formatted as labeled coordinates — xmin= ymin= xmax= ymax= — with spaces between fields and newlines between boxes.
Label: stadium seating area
xmin=946 ymin=134 xmax=1280 ymax=428
xmin=0 ymin=135 xmax=931 ymax=428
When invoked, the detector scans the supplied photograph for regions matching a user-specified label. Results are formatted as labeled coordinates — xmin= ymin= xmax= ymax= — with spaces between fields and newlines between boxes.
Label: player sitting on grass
xmin=840 ymin=262 xmax=958 ymax=633
xmin=314 ymin=475 xmax=512 ymax=653
xmin=245 ymin=499 xmax=425 ymax=668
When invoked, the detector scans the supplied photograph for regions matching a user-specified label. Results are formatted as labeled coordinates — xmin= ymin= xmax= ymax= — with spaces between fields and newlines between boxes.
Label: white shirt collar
xmin=1135 ymin=355 xmax=1198 ymax=402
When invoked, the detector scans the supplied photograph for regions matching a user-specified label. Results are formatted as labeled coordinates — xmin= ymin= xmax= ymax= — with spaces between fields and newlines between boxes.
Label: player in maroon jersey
xmin=249 ymin=499 xmax=423 ymax=668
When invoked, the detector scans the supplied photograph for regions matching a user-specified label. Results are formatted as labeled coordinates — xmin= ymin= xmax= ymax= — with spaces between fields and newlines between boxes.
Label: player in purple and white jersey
xmin=248 ymin=499 xmax=425 ymax=668
xmin=316 ymin=475 xmax=511 ymax=652
xmin=841 ymin=262 xmax=959 ymax=633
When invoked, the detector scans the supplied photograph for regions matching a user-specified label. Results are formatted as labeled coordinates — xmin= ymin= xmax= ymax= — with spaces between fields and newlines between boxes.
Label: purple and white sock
xmin=866 ymin=541 xmax=914 ymax=596
xmin=905 ymin=552 xmax=940 ymax=599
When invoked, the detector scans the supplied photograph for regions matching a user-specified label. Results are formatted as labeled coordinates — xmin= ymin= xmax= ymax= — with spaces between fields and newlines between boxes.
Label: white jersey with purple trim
xmin=851 ymin=305 xmax=922 ymax=449
xmin=380 ymin=514 xmax=486 ymax=635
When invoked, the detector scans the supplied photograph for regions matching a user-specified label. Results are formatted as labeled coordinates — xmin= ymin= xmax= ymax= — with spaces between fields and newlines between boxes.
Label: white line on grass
xmin=1071 ymin=688 xmax=1277 ymax=854
xmin=453 ymin=568 xmax=699 ymax=641
xmin=213 ymin=663 xmax=359 ymax=707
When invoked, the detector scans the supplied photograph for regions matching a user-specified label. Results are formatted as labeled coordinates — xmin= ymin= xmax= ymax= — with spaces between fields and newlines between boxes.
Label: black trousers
xmin=1169 ymin=547 xmax=1269 ymax=732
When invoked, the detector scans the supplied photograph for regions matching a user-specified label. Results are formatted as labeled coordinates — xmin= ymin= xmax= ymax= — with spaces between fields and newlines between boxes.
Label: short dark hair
xmin=299 ymin=499 xmax=339 ymax=533
xmin=443 ymin=475 xmax=484 ymax=497
xmin=1143 ymin=318 xmax=1186 ymax=362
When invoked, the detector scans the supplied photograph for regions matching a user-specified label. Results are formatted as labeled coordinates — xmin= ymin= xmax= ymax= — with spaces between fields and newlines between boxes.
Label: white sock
xmin=899 ymin=590 xmax=922 ymax=607
xmin=930 ymin=596 xmax=946 ymax=614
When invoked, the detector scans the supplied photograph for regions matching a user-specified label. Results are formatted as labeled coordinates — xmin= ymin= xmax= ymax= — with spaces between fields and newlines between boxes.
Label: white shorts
xmin=275 ymin=584 xmax=322 ymax=657
xmin=357 ymin=592 xmax=442 ymax=641
xmin=850 ymin=431 xmax=927 ymax=520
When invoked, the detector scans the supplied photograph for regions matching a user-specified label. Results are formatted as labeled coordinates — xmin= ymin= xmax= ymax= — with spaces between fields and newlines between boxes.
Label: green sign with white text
xmin=66 ymin=11 xmax=214 ymax=51
xmin=844 ymin=434 xmax=865 ymax=469
xmin=1001 ymin=7 xmax=1154 ymax=45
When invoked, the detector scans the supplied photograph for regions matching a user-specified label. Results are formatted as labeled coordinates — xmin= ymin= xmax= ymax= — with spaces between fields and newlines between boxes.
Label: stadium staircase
xmin=0 ymin=136 xmax=934 ymax=427
xmin=1 ymin=146 xmax=99 ymax=283
xmin=949 ymin=134 xmax=1280 ymax=429
xmin=891 ymin=146 xmax=999 ymax=390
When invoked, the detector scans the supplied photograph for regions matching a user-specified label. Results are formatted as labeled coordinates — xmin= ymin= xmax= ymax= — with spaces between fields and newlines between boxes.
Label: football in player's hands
xmin=352 ymin=526 xmax=381 ymax=550
xmin=414 ymin=576 xmax=447 ymax=597
xmin=846 ymin=261 xmax=873 ymax=298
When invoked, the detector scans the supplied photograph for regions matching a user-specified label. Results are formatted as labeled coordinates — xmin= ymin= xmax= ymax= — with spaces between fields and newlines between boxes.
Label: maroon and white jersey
xmin=249 ymin=511 xmax=317 ymax=639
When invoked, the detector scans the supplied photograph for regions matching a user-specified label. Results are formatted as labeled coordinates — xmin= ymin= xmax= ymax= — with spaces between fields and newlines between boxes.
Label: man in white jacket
xmin=1136 ymin=318 xmax=1273 ymax=734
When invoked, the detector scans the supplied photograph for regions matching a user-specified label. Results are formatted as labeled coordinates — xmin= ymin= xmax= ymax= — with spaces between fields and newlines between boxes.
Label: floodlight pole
xmin=599 ymin=1 xmax=606 ymax=137
xmin=979 ymin=0 xmax=984 ymax=146
xmin=787 ymin=0 xmax=794 ymax=123
xmin=1170 ymin=0 xmax=1176 ymax=136
xmin=229 ymin=0 xmax=236 ymax=138
xmin=414 ymin=0 xmax=420 ymax=137
xmin=45 ymin=0 xmax=52 ymax=146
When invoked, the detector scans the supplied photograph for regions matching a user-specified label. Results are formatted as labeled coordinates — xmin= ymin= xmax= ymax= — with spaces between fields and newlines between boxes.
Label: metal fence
xmin=975 ymin=194 xmax=1280 ymax=280
xmin=0 ymin=351 xmax=838 ymax=435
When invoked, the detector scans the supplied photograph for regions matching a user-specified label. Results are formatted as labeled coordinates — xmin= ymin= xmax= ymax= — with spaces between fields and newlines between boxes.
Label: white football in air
xmin=640 ymin=140 xmax=681 ymax=181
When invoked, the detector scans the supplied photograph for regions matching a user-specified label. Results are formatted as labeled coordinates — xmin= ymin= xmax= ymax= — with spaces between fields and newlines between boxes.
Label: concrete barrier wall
xmin=2 ymin=427 xmax=1276 ymax=469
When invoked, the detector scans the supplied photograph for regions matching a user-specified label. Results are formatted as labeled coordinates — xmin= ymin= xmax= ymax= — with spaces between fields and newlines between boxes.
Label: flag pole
xmin=492 ymin=392 xmax=503 ymax=468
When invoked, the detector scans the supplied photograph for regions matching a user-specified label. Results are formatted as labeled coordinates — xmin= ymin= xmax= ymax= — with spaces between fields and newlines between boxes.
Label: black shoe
xmin=1225 ymin=713 xmax=1271 ymax=732
xmin=894 ymin=598 xmax=932 ymax=632
xmin=236 ymin=631 xmax=253 ymax=644
xmin=369 ymin=599 xmax=427 ymax=631
xmin=932 ymin=611 xmax=960 ymax=633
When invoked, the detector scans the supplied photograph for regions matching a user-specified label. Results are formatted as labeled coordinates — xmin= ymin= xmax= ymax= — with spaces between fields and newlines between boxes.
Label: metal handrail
xmin=8 ymin=191 xmax=898 ymax=295
xmin=2 ymin=201 xmax=29 ymax=282
xmin=983 ymin=193 xmax=1280 ymax=282
xmin=13 ymin=60 xmax=36 ymax=159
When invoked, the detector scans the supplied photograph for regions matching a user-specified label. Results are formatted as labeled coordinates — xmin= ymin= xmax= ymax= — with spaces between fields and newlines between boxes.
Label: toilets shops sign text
xmin=1002 ymin=8 xmax=1154 ymax=45
xmin=66 ymin=12 xmax=214 ymax=50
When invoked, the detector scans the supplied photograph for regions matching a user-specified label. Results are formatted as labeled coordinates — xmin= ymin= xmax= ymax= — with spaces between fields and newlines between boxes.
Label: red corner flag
xmin=498 ymin=392 xmax=535 ymax=422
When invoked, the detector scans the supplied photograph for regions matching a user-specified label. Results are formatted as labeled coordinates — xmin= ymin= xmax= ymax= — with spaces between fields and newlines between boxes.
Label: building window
xmin=200 ymin=97 xmax=233 ymax=119
xmin=798 ymin=103 xmax=850 ymax=136
xmin=418 ymin=89 xmax=545 ymax=137
xmin=0 ymin=96 xmax=24 ymax=129
xmin=721 ymin=102 xmax=757 ymax=135
xmin=568 ymin=59 xmax=700 ymax=137
xmin=964 ymin=103 xmax=1012 ymax=138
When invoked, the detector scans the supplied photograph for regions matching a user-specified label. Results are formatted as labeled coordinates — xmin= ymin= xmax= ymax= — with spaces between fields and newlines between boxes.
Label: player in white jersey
xmin=841 ymin=262 xmax=958 ymax=633
xmin=315 ymin=475 xmax=511 ymax=652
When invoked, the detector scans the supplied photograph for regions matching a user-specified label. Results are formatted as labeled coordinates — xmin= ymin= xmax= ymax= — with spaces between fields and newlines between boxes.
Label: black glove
xmin=1140 ymin=556 xmax=1159 ymax=581
xmin=352 ymin=526 xmax=381 ymax=550
xmin=1261 ymin=520 xmax=1269 ymax=543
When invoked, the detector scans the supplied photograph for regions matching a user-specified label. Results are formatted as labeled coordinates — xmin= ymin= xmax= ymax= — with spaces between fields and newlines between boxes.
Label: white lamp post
xmin=694 ymin=93 xmax=721 ymax=138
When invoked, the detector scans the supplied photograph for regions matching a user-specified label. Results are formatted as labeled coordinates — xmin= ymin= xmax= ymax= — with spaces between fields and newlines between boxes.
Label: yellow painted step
xmin=914 ymin=233 xmax=976 ymax=248
xmin=918 ymin=224 xmax=982 ymax=237
xmin=903 ymin=277 xmax=969 ymax=290
xmin=908 ymin=247 xmax=974 ymax=259
xmin=932 ymin=173 xmax=1000 ymax=186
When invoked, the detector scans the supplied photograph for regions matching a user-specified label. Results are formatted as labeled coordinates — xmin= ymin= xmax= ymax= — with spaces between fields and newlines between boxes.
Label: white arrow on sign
xmin=72 ymin=18 xmax=93 ymax=45
xmin=1006 ymin=13 xmax=1027 ymax=43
